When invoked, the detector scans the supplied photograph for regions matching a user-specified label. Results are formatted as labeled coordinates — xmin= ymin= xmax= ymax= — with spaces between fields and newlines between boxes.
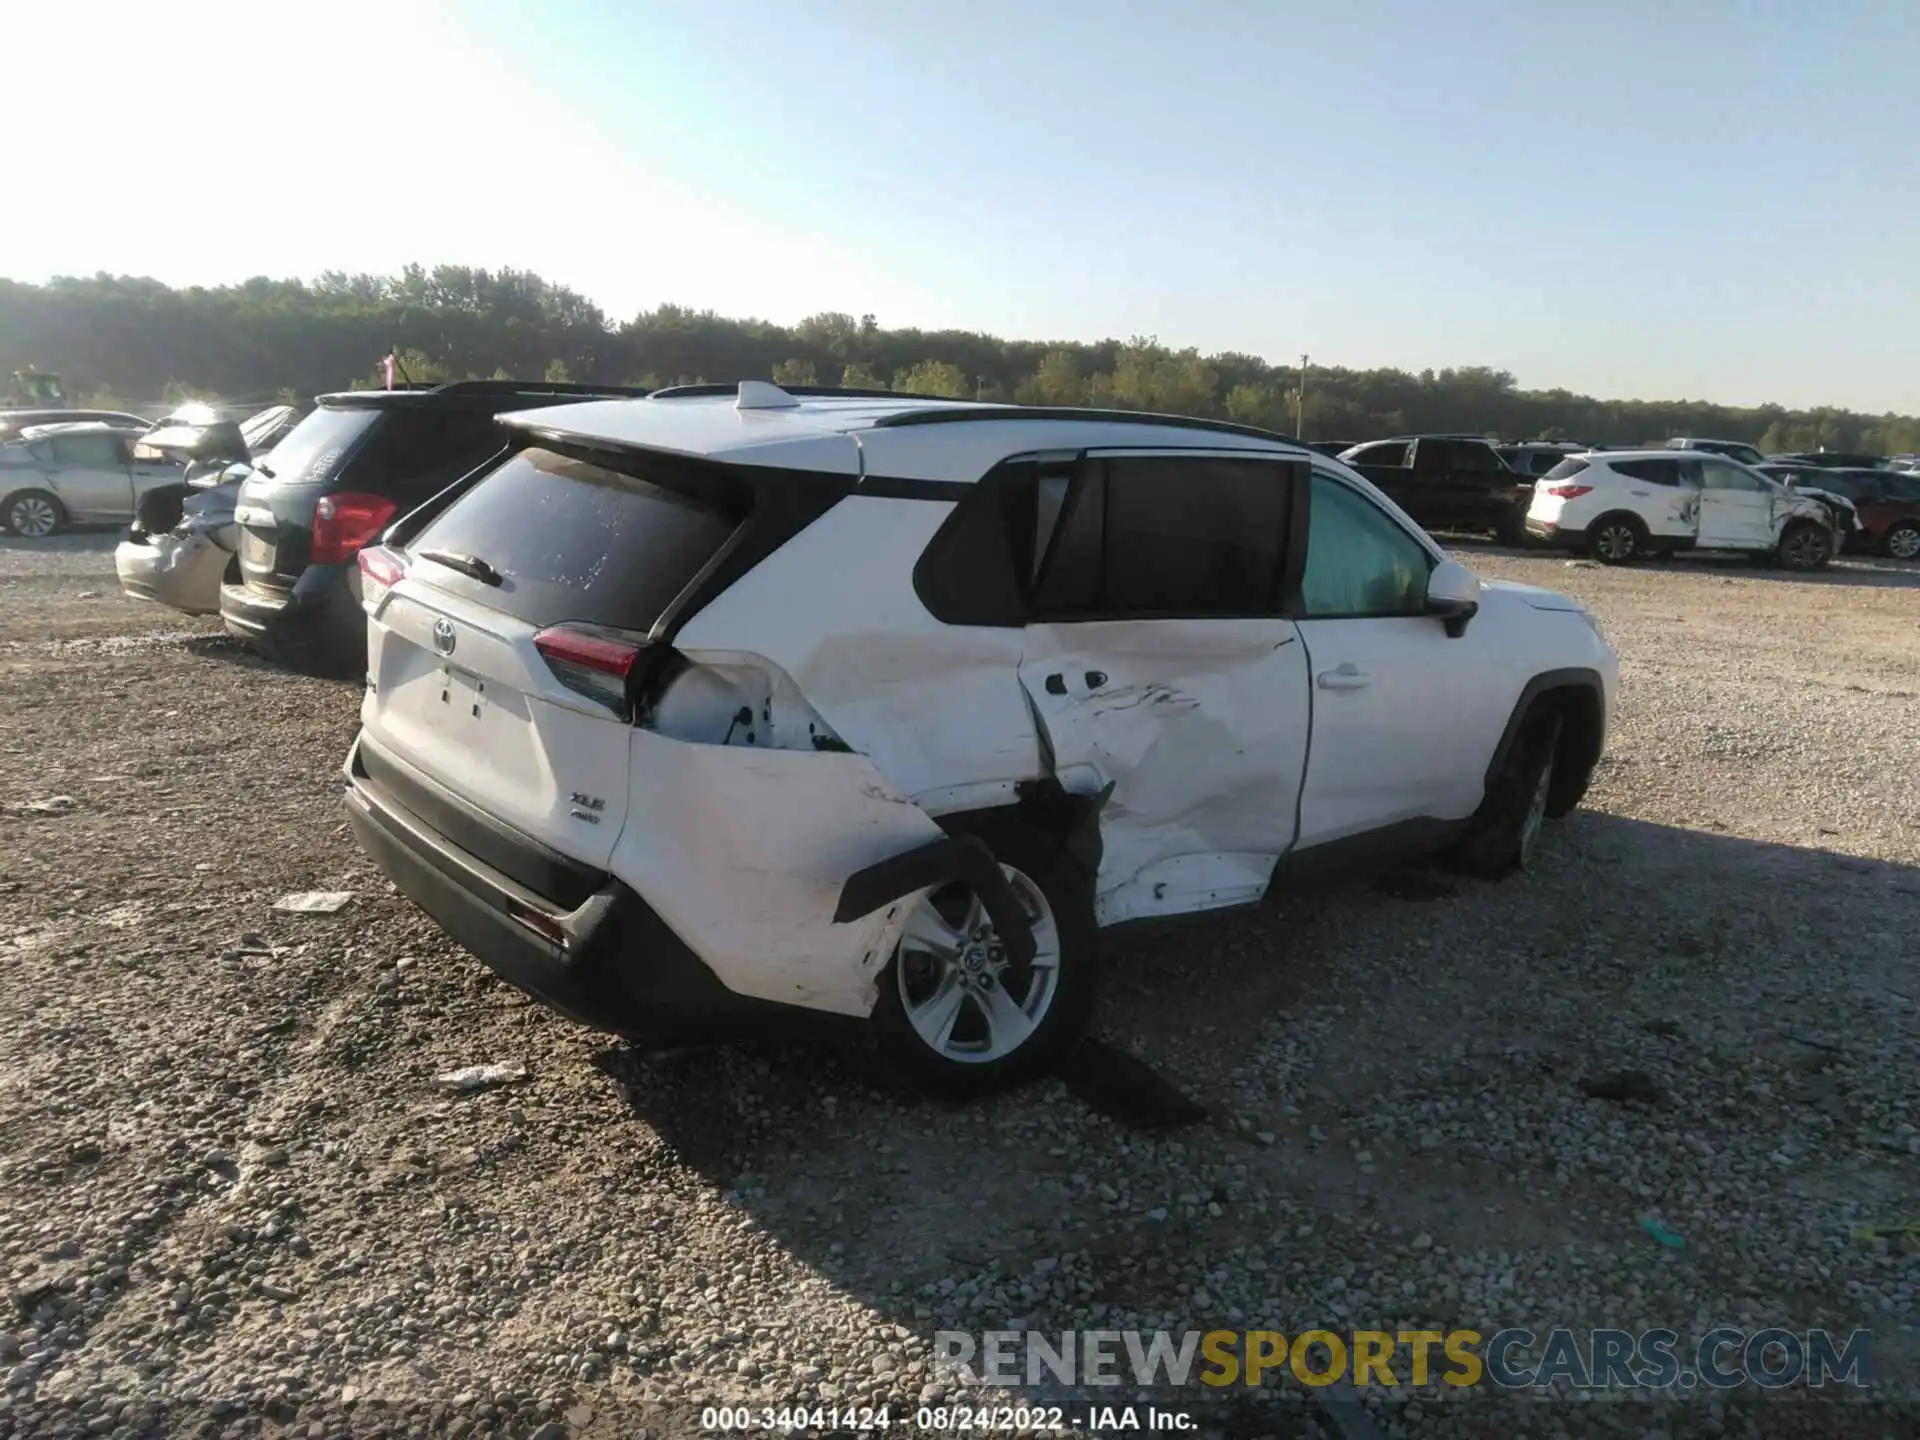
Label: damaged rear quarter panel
xmin=671 ymin=494 xmax=1045 ymax=805
xmin=608 ymin=728 xmax=948 ymax=1016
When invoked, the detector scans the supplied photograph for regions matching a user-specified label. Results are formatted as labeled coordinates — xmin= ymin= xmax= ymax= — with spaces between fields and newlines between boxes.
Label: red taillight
xmin=311 ymin=491 xmax=399 ymax=564
xmin=533 ymin=623 xmax=648 ymax=712
xmin=357 ymin=544 xmax=407 ymax=610
xmin=1547 ymin=484 xmax=1594 ymax=499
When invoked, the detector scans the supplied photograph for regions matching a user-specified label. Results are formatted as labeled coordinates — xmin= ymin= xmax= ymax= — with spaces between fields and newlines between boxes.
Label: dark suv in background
xmin=220 ymin=380 xmax=648 ymax=676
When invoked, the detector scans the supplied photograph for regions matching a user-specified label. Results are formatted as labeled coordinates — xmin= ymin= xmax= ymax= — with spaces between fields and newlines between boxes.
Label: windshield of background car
xmin=405 ymin=445 xmax=749 ymax=631
xmin=249 ymin=405 xmax=381 ymax=487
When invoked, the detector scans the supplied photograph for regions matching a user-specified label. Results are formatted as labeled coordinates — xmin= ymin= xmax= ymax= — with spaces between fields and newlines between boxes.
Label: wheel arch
xmin=1483 ymin=668 xmax=1607 ymax=797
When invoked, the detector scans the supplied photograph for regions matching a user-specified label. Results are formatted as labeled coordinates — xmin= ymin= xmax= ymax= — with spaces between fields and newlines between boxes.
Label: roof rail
xmin=869 ymin=405 xmax=1301 ymax=447
xmin=648 ymin=382 xmax=970 ymax=404
xmin=431 ymin=379 xmax=653 ymax=398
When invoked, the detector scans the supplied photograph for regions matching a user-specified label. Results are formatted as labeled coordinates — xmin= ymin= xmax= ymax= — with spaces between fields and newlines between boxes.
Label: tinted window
xmin=1455 ymin=443 xmax=1502 ymax=473
xmin=1801 ymin=471 xmax=1873 ymax=500
xmin=1345 ymin=442 xmax=1409 ymax=468
xmin=1543 ymin=457 xmax=1590 ymax=481
xmin=1300 ymin=473 xmax=1432 ymax=617
xmin=251 ymin=406 xmax=382 ymax=488
xmin=1611 ymin=458 xmax=1685 ymax=486
xmin=410 ymin=446 xmax=747 ymax=631
xmin=1032 ymin=456 xmax=1291 ymax=618
xmin=1880 ymin=473 xmax=1920 ymax=502
xmin=342 ymin=410 xmax=508 ymax=497
xmin=1529 ymin=451 xmax=1568 ymax=475
xmin=50 ymin=433 xmax=125 ymax=467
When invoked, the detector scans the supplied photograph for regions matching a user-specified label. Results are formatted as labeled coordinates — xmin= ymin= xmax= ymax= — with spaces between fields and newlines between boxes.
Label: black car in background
xmin=220 ymin=380 xmax=649 ymax=677
xmin=1336 ymin=434 xmax=1533 ymax=543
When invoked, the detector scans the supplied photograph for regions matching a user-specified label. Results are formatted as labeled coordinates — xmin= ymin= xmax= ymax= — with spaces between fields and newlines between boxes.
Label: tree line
xmin=3 ymin=266 xmax=1915 ymax=455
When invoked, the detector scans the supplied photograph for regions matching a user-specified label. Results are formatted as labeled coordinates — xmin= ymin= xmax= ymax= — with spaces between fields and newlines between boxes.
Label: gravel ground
xmin=2 ymin=533 xmax=1917 ymax=1440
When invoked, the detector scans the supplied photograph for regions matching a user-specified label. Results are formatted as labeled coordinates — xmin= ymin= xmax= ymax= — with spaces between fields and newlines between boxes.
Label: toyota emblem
xmin=431 ymin=618 xmax=457 ymax=656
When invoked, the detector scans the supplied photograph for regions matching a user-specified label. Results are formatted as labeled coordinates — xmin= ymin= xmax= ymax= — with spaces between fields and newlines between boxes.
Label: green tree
xmin=544 ymin=358 xmax=572 ymax=384
xmin=893 ymin=360 xmax=970 ymax=398
xmin=839 ymin=362 xmax=888 ymax=390
xmin=772 ymin=358 xmax=818 ymax=387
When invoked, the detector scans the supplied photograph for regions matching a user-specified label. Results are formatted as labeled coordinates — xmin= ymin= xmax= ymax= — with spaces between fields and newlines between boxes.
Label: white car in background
xmin=1525 ymin=449 xmax=1840 ymax=569
xmin=341 ymin=382 xmax=1618 ymax=1092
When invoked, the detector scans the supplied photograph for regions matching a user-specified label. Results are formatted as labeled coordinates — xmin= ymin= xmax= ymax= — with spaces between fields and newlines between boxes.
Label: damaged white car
xmin=343 ymin=383 xmax=1617 ymax=1090
xmin=114 ymin=406 xmax=299 ymax=615
xmin=1524 ymin=449 xmax=1842 ymax=568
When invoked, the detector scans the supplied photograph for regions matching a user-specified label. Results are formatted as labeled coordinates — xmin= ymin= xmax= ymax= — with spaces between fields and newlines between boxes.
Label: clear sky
xmin=5 ymin=0 xmax=1916 ymax=411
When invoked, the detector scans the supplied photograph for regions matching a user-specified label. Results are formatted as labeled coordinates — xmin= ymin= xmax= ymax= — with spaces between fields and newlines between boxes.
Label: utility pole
xmin=1296 ymin=353 xmax=1309 ymax=438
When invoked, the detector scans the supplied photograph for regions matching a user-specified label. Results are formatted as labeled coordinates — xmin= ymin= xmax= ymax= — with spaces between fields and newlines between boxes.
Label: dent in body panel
xmin=1017 ymin=620 xmax=1312 ymax=927
xmin=608 ymin=728 xmax=947 ymax=1016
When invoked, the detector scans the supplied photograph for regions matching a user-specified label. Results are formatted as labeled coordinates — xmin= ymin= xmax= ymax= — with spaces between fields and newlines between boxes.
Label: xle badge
xmin=569 ymin=792 xmax=607 ymax=825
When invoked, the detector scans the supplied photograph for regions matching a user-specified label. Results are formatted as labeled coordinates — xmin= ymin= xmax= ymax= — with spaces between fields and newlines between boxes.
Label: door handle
xmin=1044 ymin=672 xmax=1067 ymax=696
xmin=1316 ymin=664 xmax=1372 ymax=691
xmin=1083 ymin=669 xmax=1107 ymax=690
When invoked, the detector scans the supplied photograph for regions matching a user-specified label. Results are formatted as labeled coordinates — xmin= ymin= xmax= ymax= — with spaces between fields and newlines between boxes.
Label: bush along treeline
xmin=3 ymin=267 xmax=1916 ymax=453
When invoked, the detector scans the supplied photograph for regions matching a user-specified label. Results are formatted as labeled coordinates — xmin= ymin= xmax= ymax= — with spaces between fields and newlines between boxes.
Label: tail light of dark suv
xmin=312 ymin=492 xmax=400 ymax=564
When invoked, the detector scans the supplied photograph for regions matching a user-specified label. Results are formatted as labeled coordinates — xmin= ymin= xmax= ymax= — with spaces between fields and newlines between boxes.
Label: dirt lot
xmin=2 ymin=533 xmax=1917 ymax=1440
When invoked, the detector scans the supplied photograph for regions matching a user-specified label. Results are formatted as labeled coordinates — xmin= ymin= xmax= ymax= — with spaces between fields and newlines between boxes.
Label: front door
xmin=1291 ymin=470 xmax=1514 ymax=845
xmin=1692 ymin=458 xmax=1779 ymax=549
xmin=1014 ymin=450 xmax=1312 ymax=925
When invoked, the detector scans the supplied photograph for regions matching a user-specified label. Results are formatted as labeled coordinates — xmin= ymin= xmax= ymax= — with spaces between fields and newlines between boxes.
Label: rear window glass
xmin=1542 ymin=458 xmax=1590 ymax=481
xmin=410 ymin=446 xmax=747 ymax=631
xmin=251 ymin=406 xmax=381 ymax=488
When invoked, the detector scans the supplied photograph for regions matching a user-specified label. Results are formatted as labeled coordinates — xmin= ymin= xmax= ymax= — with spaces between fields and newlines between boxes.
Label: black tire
xmin=1588 ymin=513 xmax=1646 ymax=565
xmin=2 ymin=490 xmax=65 ymax=539
xmin=1451 ymin=710 xmax=1563 ymax=880
xmin=1884 ymin=522 xmax=1920 ymax=562
xmin=1494 ymin=511 xmax=1529 ymax=547
xmin=1545 ymin=763 xmax=1590 ymax=819
xmin=1775 ymin=520 xmax=1832 ymax=572
xmin=871 ymin=815 xmax=1096 ymax=1096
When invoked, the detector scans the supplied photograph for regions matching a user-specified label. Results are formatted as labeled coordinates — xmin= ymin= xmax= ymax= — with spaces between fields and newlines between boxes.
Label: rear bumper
xmin=342 ymin=733 xmax=780 ymax=1043
xmin=1525 ymin=515 xmax=1583 ymax=544
xmin=221 ymin=562 xmax=365 ymax=677
xmin=115 ymin=533 xmax=231 ymax=616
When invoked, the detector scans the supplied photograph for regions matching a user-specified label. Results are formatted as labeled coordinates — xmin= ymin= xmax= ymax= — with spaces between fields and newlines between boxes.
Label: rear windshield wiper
xmin=417 ymin=548 xmax=504 ymax=586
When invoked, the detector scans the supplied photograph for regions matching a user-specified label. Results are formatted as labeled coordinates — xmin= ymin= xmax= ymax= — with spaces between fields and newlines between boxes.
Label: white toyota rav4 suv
xmin=1525 ymin=449 xmax=1840 ymax=568
xmin=343 ymin=383 xmax=1617 ymax=1091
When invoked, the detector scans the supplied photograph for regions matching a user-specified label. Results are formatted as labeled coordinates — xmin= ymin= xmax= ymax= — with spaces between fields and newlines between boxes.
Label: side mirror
xmin=1425 ymin=558 xmax=1481 ymax=638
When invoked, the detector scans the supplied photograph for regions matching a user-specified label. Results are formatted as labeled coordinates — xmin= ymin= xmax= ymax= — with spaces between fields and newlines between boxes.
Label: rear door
xmin=47 ymin=432 xmax=132 ymax=520
xmin=1014 ymin=449 xmax=1312 ymax=924
xmin=363 ymin=444 xmax=749 ymax=869
xmin=1693 ymin=459 xmax=1779 ymax=548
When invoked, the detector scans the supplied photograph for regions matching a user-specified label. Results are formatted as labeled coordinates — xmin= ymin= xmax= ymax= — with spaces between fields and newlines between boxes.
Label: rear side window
xmin=1542 ymin=457 xmax=1590 ymax=481
xmin=1345 ymin=442 xmax=1409 ymax=468
xmin=50 ymin=433 xmax=124 ymax=467
xmin=409 ymin=446 xmax=748 ymax=631
xmin=1033 ymin=455 xmax=1294 ymax=619
xmin=340 ymin=410 xmax=509 ymax=498
xmin=1611 ymin=458 xmax=1684 ymax=485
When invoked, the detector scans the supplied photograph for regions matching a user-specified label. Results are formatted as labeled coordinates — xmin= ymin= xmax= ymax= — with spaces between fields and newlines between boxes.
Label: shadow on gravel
xmin=581 ymin=813 xmax=1920 ymax=1354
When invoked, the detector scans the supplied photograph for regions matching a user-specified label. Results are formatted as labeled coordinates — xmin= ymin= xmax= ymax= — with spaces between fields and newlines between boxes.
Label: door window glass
xmin=1299 ymin=473 xmax=1433 ymax=617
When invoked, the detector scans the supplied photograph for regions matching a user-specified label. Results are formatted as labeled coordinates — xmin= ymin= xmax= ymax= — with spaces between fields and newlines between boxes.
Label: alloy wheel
xmin=8 ymin=496 xmax=57 ymax=539
xmin=1594 ymin=524 xmax=1636 ymax=562
xmin=895 ymin=867 xmax=1060 ymax=1064
xmin=1888 ymin=527 xmax=1920 ymax=561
